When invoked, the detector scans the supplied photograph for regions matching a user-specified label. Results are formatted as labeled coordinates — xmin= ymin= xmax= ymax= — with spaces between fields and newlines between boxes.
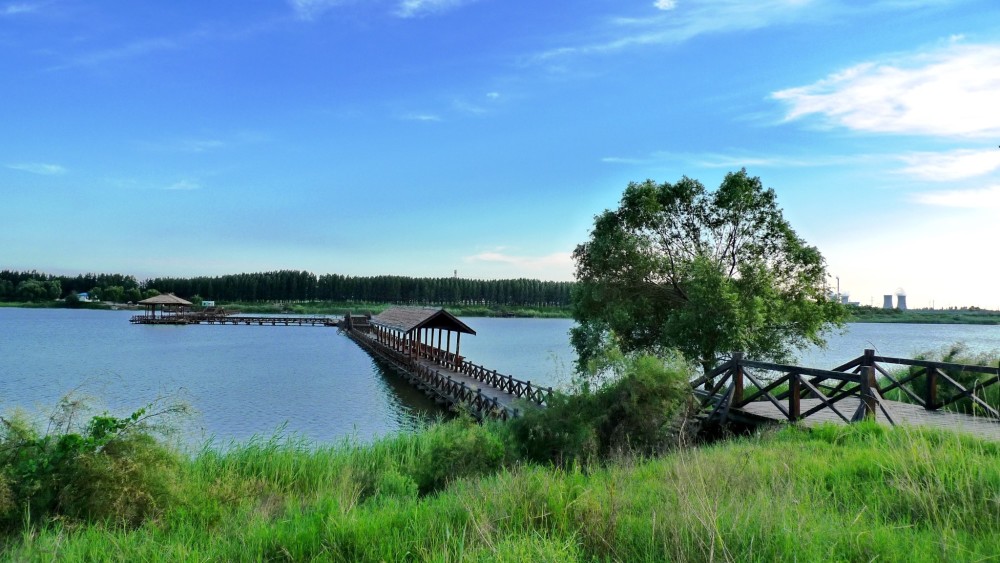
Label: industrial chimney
xmin=883 ymin=295 xmax=893 ymax=309
xmin=895 ymin=288 xmax=907 ymax=311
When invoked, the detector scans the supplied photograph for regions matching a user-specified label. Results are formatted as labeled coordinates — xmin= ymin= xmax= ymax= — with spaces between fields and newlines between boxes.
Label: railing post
xmin=789 ymin=373 xmax=801 ymax=421
xmin=732 ymin=352 xmax=744 ymax=405
xmin=925 ymin=367 xmax=939 ymax=410
xmin=862 ymin=348 xmax=880 ymax=393
xmin=857 ymin=365 xmax=877 ymax=421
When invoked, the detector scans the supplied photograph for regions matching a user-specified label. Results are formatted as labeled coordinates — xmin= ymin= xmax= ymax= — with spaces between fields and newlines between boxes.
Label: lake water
xmin=1 ymin=308 xmax=998 ymax=446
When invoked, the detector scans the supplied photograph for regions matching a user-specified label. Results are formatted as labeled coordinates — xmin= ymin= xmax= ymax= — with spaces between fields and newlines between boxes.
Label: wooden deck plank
xmin=738 ymin=398 xmax=1000 ymax=441
xmin=412 ymin=357 xmax=522 ymax=411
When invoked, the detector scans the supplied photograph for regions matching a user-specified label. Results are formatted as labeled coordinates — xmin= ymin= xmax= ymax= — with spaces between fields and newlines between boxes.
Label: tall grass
xmin=4 ymin=422 xmax=998 ymax=561
xmin=880 ymin=343 xmax=1000 ymax=416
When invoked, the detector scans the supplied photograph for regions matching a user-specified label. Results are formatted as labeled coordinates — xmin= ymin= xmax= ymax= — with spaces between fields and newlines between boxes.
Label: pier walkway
xmin=695 ymin=349 xmax=1000 ymax=441
xmin=344 ymin=307 xmax=552 ymax=419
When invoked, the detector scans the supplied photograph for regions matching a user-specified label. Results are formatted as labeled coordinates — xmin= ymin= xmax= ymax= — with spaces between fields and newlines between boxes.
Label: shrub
xmin=899 ymin=343 xmax=1000 ymax=414
xmin=509 ymin=354 xmax=694 ymax=465
xmin=409 ymin=416 xmax=506 ymax=494
xmin=0 ymin=398 xmax=184 ymax=531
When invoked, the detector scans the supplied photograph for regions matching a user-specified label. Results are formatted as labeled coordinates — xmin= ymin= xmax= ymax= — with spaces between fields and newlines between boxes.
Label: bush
xmin=409 ymin=416 xmax=506 ymax=494
xmin=0 ymin=398 xmax=184 ymax=531
xmin=509 ymin=354 xmax=694 ymax=465
xmin=898 ymin=343 xmax=1000 ymax=414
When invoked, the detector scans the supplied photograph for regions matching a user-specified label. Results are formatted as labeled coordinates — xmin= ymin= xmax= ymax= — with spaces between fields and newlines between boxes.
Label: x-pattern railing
xmin=695 ymin=349 xmax=1000 ymax=426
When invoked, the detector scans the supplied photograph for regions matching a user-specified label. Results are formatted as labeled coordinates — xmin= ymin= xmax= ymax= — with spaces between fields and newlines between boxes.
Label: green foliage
xmin=4 ymin=422 xmax=999 ymax=561
xmin=408 ymin=416 xmax=506 ymax=494
xmin=64 ymin=291 xmax=81 ymax=308
xmin=0 ymin=399 xmax=184 ymax=530
xmin=509 ymin=354 xmax=692 ymax=464
xmin=572 ymin=169 xmax=845 ymax=374
xmin=892 ymin=343 xmax=1000 ymax=414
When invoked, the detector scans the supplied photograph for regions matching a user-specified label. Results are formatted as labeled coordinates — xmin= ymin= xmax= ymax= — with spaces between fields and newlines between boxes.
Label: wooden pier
xmin=695 ymin=349 xmax=1000 ymax=441
xmin=343 ymin=307 xmax=552 ymax=420
xmin=130 ymin=314 xmax=338 ymax=327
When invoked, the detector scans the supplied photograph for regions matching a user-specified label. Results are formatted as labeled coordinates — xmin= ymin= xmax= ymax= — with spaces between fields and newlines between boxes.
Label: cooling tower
xmin=896 ymin=294 xmax=907 ymax=310
xmin=883 ymin=295 xmax=893 ymax=309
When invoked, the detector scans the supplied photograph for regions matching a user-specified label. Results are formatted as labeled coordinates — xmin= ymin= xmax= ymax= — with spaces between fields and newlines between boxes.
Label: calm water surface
xmin=2 ymin=309 xmax=998 ymax=446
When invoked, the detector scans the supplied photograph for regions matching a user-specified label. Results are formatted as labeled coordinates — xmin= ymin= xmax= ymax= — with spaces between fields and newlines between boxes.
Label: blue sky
xmin=2 ymin=0 xmax=999 ymax=308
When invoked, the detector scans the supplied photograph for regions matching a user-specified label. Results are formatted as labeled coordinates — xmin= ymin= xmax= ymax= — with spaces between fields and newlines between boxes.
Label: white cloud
xmin=532 ymin=1 xmax=960 ymax=63
xmin=288 ymin=0 xmax=344 ymax=20
xmin=1 ymin=2 xmax=38 ymax=16
xmin=401 ymin=113 xmax=442 ymax=122
xmin=164 ymin=180 xmax=201 ymax=191
xmin=486 ymin=92 xmax=500 ymax=99
xmin=773 ymin=43 xmax=1000 ymax=138
xmin=395 ymin=0 xmax=480 ymax=18
xmin=912 ymin=185 xmax=1000 ymax=208
xmin=898 ymin=149 xmax=1000 ymax=181
xmin=465 ymin=250 xmax=573 ymax=270
xmin=5 ymin=162 xmax=66 ymax=175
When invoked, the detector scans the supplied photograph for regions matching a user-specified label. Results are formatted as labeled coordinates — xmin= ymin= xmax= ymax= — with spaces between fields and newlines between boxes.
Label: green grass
xmin=3 ymin=421 xmax=998 ymax=561
xmin=215 ymin=300 xmax=574 ymax=318
xmin=848 ymin=306 xmax=1000 ymax=325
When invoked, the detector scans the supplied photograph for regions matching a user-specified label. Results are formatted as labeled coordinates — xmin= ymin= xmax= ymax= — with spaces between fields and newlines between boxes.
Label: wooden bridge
xmin=695 ymin=349 xmax=1000 ymax=440
xmin=343 ymin=307 xmax=552 ymax=420
xmin=130 ymin=313 xmax=338 ymax=326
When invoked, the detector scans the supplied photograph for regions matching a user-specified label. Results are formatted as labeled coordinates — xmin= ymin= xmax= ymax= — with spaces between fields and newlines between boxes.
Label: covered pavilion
xmin=368 ymin=307 xmax=475 ymax=366
xmin=136 ymin=293 xmax=193 ymax=320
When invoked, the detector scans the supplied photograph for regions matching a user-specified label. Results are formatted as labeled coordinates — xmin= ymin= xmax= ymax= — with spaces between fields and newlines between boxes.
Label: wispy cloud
xmin=164 ymin=180 xmax=201 ymax=191
xmin=395 ymin=0 xmax=480 ymax=18
xmin=898 ymin=149 xmax=1000 ymax=181
xmin=773 ymin=43 xmax=1000 ymax=138
xmin=400 ymin=112 xmax=442 ymax=122
xmin=288 ymin=0 xmax=345 ymax=20
xmin=5 ymin=162 xmax=66 ymax=175
xmin=532 ymin=1 xmax=958 ymax=63
xmin=913 ymin=185 xmax=1000 ymax=208
xmin=1 ymin=2 xmax=39 ymax=16
xmin=465 ymin=250 xmax=573 ymax=270
xmin=600 ymin=150 xmax=855 ymax=168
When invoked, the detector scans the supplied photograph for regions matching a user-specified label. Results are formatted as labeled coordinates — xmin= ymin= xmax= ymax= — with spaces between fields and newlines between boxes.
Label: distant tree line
xmin=0 ymin=269 xmax=574 ymax=307
xmin=146 ymin=271 xmax=574 ymax=306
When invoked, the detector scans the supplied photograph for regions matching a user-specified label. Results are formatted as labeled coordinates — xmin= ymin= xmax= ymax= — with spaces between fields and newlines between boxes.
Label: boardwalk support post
xmin=788 ymin=373 xmax=801 ymax=421
xmin=860 ymin=365 xmax=877 ymax=420
xmin=925 ymin=367 xmax=939 ymax=410
xmin=732 ymin=352 xmax=744 ymax=405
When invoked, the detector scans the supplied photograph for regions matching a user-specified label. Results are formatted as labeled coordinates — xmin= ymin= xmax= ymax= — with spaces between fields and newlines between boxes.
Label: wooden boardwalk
xmin=739 ymin=398 xmax=1000 ymax=441
xmin=344 ymin=307 xmax=551 ymax=419
xmin=696 ymin=350 xmax=1000 ymax=441
xmin=131 ymin=314 xmax=339 ymax=326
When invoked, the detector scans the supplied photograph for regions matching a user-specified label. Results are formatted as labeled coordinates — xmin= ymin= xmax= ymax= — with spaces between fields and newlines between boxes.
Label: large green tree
xmin=572 ymin=169 xmax=844 ymax=376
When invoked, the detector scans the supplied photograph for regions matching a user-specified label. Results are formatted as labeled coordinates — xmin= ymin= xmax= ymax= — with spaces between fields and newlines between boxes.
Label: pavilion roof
xmin=370 ymin=306 xmax=476 ymax=336
xmin=137 ymin=293 xmax=192 ymax=306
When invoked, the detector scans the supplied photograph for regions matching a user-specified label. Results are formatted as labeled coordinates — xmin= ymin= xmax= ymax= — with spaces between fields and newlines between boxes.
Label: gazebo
xmin=368 ymin=306 xmax=476 ymax=366
xmin=136 ymin=293 xmax=193 ymax=320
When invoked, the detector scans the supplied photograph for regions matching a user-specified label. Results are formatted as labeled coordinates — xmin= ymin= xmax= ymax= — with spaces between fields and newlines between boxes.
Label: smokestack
xmin=895 ymin=288 xmax=907 ymax=311
xmin=883 ymin=295 xmax=893 ymax=309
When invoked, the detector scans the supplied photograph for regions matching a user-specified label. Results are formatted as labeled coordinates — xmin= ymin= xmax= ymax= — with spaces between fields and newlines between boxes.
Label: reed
xmin=3 ymin=420 xmax=998 ymax=561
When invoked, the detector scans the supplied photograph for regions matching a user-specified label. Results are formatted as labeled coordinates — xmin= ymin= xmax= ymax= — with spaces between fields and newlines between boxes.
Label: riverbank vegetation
xmin=848 ymin=305 xmax=1000 ymax=325
xmin=2 ymin=405 xmax=997 ymax=560
xmin=0 ymin=269 xmax=574 ymax=309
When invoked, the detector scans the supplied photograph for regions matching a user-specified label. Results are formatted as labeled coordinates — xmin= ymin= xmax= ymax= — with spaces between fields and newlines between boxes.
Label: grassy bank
xmin=848 ymin=306 xmax=1000 ymax=325
xmin=2 ymin=421 xmax=998 ymax=561
xmin=216 ymin=301 xmax=574 ymax=318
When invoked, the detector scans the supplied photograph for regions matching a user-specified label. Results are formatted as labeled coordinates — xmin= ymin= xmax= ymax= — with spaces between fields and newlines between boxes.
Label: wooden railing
xmin=347 ymin=329 xmax=519 ymax=420
xmin=451 ymin=360 xmax=553 ymax=406
xmin=694 ymin=349 xmax=1000 ymax=426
